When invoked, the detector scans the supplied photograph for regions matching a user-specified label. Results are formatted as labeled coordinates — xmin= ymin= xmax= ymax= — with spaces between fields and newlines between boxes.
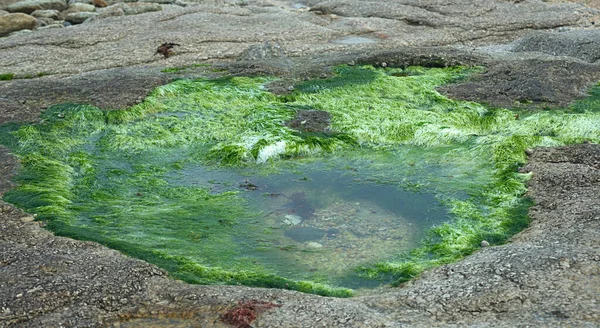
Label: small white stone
xmin=284 ymin=214 xmax=302 ymax=226
xmin=480 ymin=240 xmax=490 ymax=247
xmin=306 ymin=242 xmax=323 ymax=249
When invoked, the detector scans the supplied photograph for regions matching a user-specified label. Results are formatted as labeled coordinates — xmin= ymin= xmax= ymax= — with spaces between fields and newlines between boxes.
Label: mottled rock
xmin=512 ymin=29 xmax=600 ymax=63
xmin=34 ymin=15 xmax=54 ymax=26
xmin=36 ymin=22 xmax=62 ymax=29
xmin=30 ymin=9 xmax=60 ymax=19
xmin=238 ymin=40 xmax=286 ymax=61
xmin=62 ymin=2 xmax=95 ymax=15
xmin=0 ymin=12 xmax=36 ymax=36
xmin=93 ymin=4 xmax=123 ymax=18
xmin=5 ymin=0 xmax=67 ymax=14
xmin=119 ymin=2 xmax=161 ymax=15
xmin=91 ymin=0 xmax=107 ymax=7
xmin=64 ymin=10 xmax=96 ymax=23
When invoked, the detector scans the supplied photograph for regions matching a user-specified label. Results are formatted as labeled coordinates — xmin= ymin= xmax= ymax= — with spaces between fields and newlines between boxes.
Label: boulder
xmin=0 ymin=12 xmax=36 ymax=36
xmin=62 ymin=2 xmax=95 ymax=15
xmin=64 ymin=10 xmax=96 ymax=23
xmin=30 ymin=9 xmax=60 ymax=19
xmin=5 ymin=0 xmax=67 ymax=14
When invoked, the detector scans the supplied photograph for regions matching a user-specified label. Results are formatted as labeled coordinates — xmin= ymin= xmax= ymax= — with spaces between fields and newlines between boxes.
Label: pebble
xmin=306 ymin=242 xmax=323 ymax=249
xmin=481 ymin=240 xmax=490 ymax=247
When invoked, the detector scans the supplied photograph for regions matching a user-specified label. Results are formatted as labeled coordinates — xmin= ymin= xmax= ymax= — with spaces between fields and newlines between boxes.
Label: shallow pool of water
xmin=168 ymin=157 xmax=448 ymax=287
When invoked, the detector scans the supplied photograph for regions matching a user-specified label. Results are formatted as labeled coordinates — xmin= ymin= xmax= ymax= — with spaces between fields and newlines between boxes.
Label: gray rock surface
xmin=62 ymin=2 xmax=95 ymax=15
xmin=0 ymin=0 xmax=600 ymax=327
xmin=0 ymin=12 xmax=35 ymax=36
xmin=4 ymin=0 xmax=67 ymax=14
xmin=30 ymin=8 xmax=60 ymax=18
xmin=64 ymin=10 xmax=96 ymax=23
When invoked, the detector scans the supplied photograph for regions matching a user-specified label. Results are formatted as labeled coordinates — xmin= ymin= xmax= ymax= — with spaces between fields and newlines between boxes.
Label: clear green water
xmin=169 ymin=154 xmax=451 ymax=288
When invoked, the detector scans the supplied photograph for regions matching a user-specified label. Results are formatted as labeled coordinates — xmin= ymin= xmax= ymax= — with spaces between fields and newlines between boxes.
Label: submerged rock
xmin=283 ymin=214 xmax=302 ymax=226
xmin=284 ymin=227 xmax=327 ymax=242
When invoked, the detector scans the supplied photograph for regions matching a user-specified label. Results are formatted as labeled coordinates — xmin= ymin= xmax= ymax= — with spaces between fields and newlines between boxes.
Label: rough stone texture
xmin=62 ymin=2 xmax=95 ymax=15
xmin=0 ymin=0 xmax=600 ymax=327
xmin=4 ymin=0 xmax=67 ymax=14
xmin=0 ymin=12 xmax=35 ymax=36
xmin=64 ymin=10 xmax=96 ymax=23
xmin=29 ymin=8 xmax=59 ymax=19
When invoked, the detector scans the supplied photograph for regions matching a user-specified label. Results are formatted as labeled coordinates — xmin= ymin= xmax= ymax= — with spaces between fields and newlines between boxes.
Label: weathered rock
xmin=0 ymin=12 xmax=36 ymax=36
xmin=36 ymin=21 xmax=61 ymax=29
xmin=0 ymin=10 xmax=9 ymax=16
xmin=64 ymin=10 xmax=96 ymax=23
xmin=512 ymin=29 xmax=600 ymax=63
xmin=91 ymin=0 xmax=106 ymax=8
xmin=138 ymin=0 xmax=175 ymax=4
xmin=34 ymin=15 xmax=54 ymax=26
xmin=30 ymin=8 xmax=60 ymax=19
xmin=93 ymin=3 xmax=122 ymax=18
xmin=5 ymin=0 xmax=67 ymax=14
xmin=237 ymin=40 xmax=286 ymax=61
xmin=118 ymin=2 xmax=161 ymax=15
xmin=62 ymin=2 xmax=95 ymax=15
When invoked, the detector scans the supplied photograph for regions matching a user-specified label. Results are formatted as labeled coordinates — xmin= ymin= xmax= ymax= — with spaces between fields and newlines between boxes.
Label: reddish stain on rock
xmin=220 ymin=300 xmax=282 ymax=328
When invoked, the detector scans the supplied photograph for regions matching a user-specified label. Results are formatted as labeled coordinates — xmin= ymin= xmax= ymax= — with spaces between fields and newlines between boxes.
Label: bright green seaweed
xmin=1 ymin=65 xmax=600 ymax=295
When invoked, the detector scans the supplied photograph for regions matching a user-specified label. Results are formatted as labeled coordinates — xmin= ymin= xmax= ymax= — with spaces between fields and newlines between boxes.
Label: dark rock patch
xmin=439 ymin=59 xmax=600 ymax=108
xmin=286 ymin=109 xmax=331 ymax=133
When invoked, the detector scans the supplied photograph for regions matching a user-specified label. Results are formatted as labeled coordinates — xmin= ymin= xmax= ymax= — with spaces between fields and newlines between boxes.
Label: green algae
xmin=2 ymin=65 xmax=600 ymax=294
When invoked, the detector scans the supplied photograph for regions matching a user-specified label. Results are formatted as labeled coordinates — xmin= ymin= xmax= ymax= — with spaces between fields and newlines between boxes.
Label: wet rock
xmin=306 ymin=241 xmax=323 ymax=249
xmin=5 ymin=0 xmax=68 ymax=14
xmin=286 ymin=110 xmax=331 ymax=133
xmin=284 ymin=227 xmax=327 ymax=242
xmin=64 ymin=11 xmax=96 ymax=23
xmin=283 ymin=214 xmax=302 ymax=226
xmin=0 ymin=12 xmax=36 ymax=36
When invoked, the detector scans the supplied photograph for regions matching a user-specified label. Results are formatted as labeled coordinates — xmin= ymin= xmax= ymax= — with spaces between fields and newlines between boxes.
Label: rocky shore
xmin=1 ymin=0 xmax=599 ymax=327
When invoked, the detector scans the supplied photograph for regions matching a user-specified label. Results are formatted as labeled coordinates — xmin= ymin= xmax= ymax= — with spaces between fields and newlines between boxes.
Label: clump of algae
xmin=1 ymin=65 xmax=600 ymax=293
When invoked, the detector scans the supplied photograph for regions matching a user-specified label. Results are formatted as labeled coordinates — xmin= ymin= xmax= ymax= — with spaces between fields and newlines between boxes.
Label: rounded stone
xmin=5 ymin=0 xmax=68 ymax=15
xmin=0 ymin=12 xmax=37 ymax=36
xmin=64 ymin=11 xmax=97 ymax=23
